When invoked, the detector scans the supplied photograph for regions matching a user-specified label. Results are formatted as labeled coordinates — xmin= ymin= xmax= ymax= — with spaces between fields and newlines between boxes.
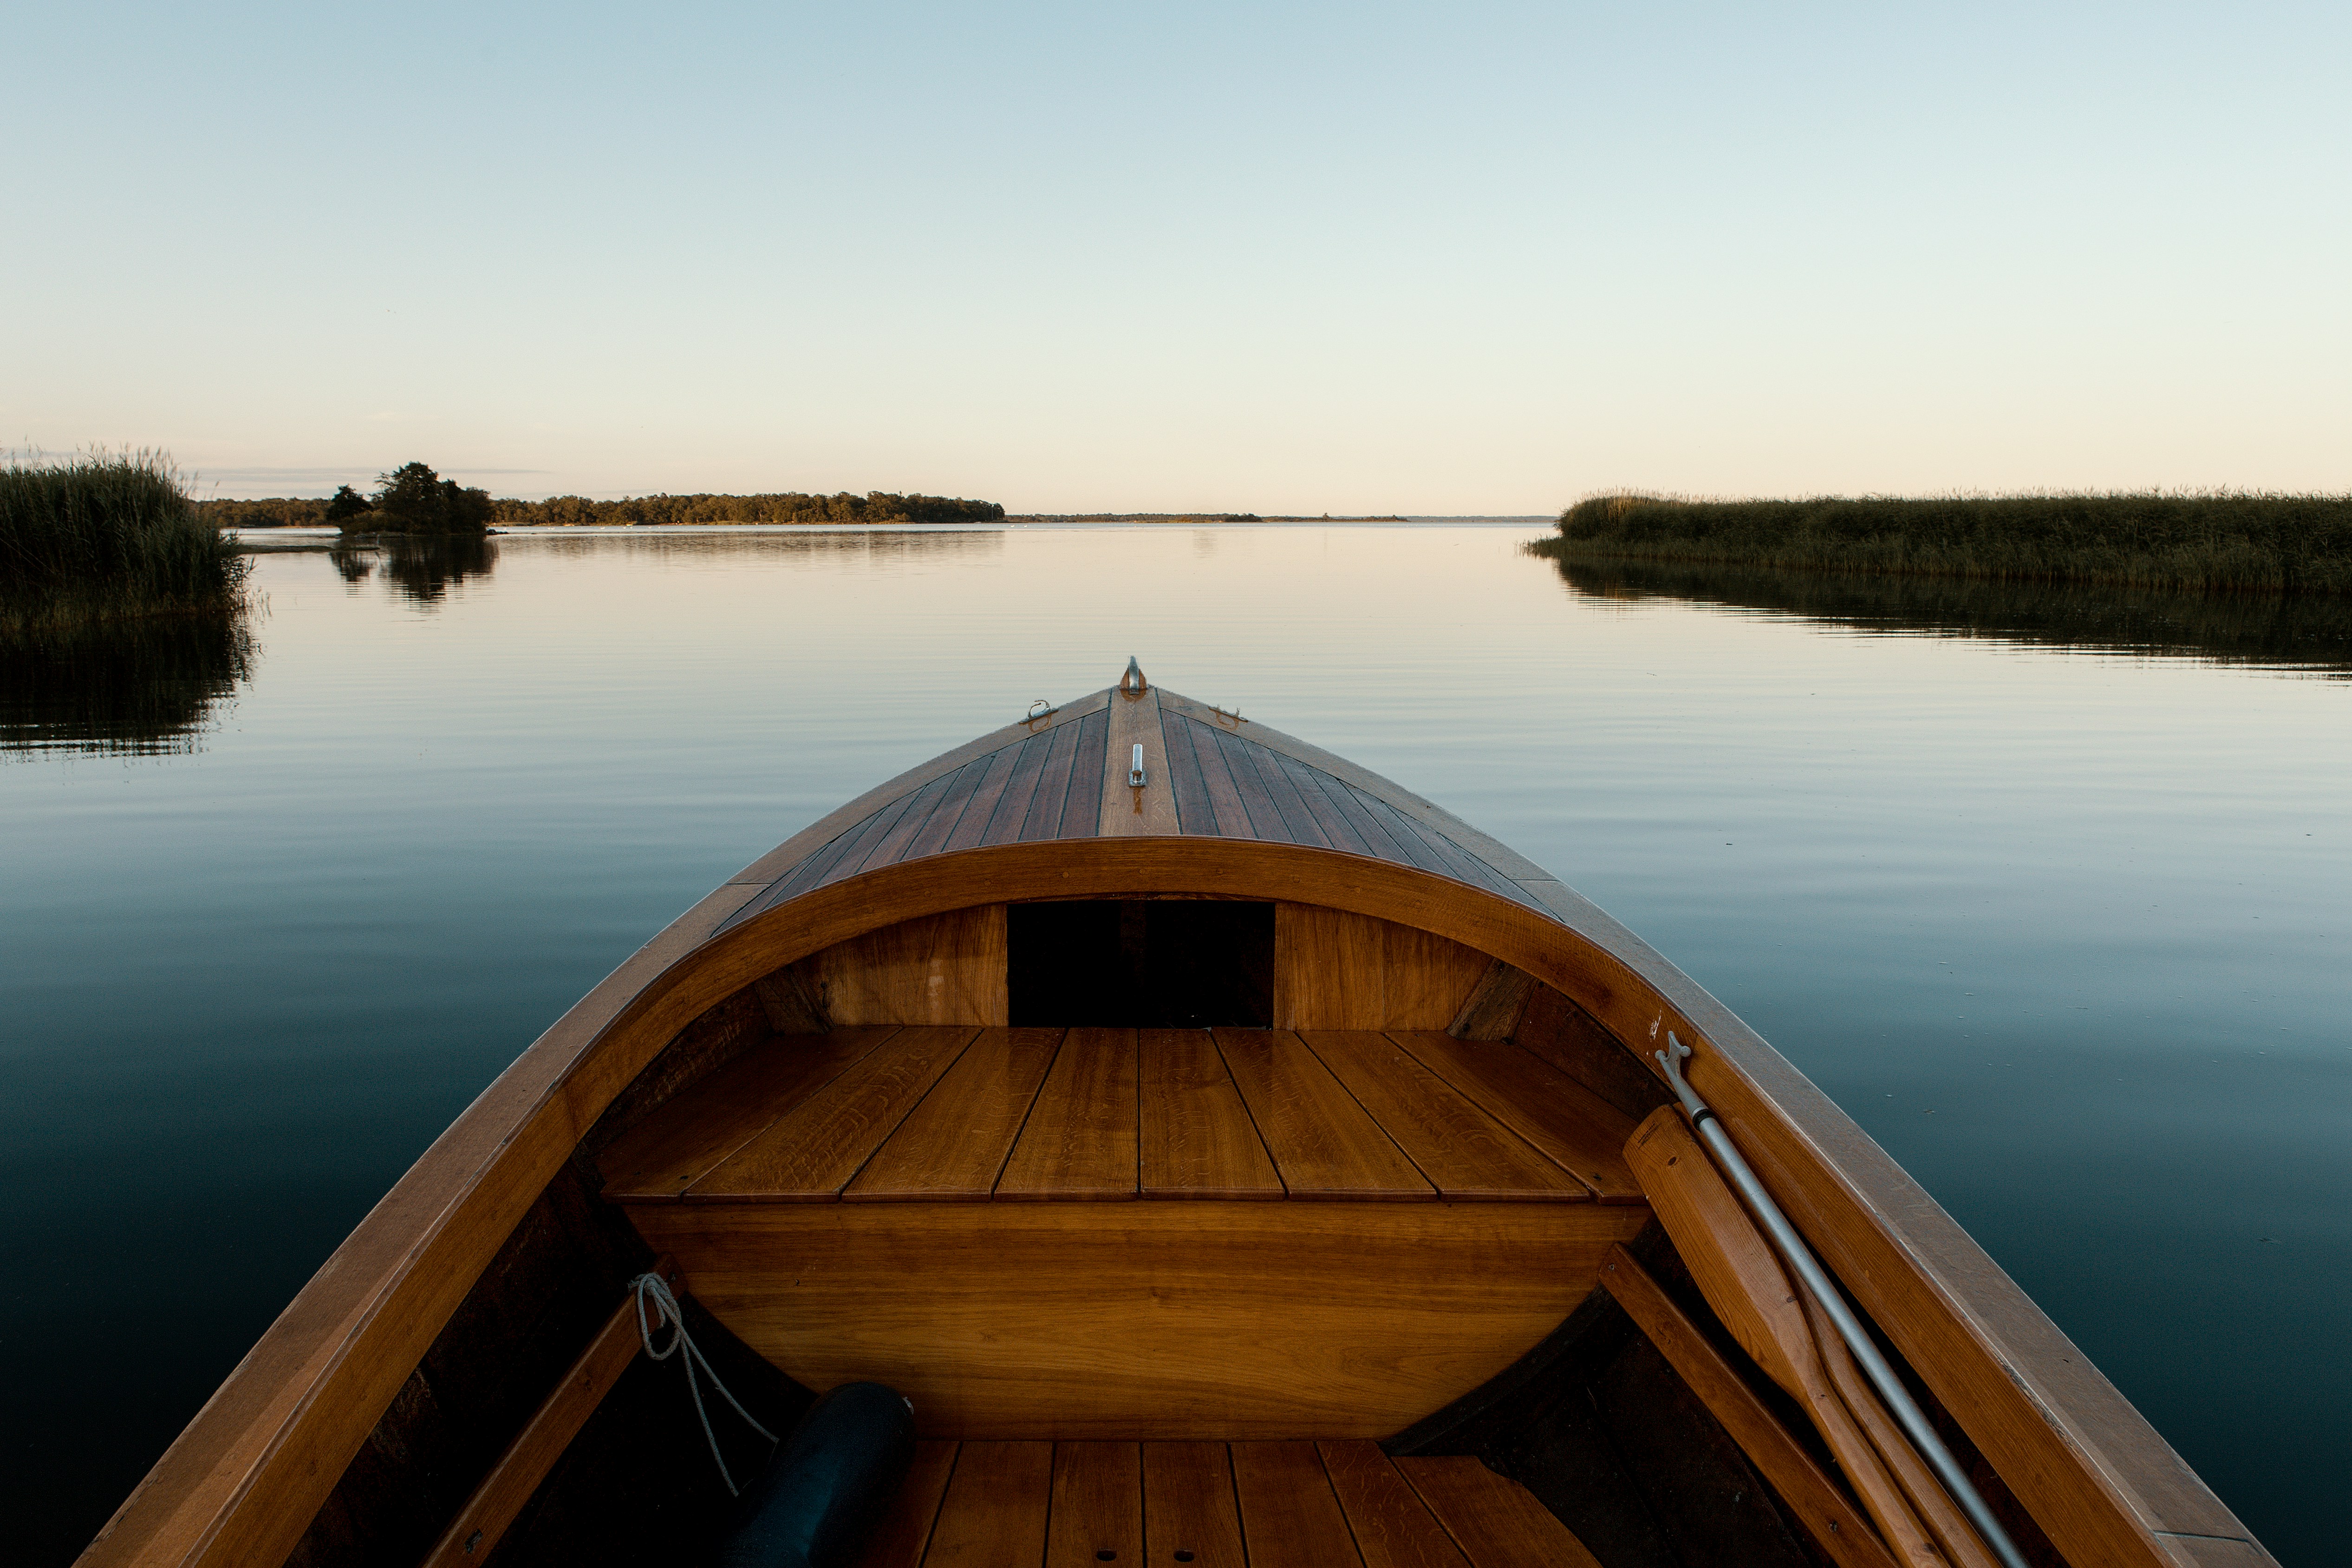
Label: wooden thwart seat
xmin=858 ymin=1440 xmax=1597 ymax=1568
xmin=599 ymin=1025 xmax=1639 ymax=1204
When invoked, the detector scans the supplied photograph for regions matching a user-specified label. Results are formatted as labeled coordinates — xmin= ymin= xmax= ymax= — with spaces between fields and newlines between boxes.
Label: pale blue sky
xmin=6 ymin=1 xmax=2345 ymax=510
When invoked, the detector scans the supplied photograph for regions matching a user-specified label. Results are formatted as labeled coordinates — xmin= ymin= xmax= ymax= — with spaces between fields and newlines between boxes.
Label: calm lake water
xmin=5 ymin=524 xmax=2345 ymax=1565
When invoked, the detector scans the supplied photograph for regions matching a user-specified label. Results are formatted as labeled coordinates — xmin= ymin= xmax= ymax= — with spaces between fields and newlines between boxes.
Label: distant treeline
xmin=1534 ymin=491 xmax=2352 ymax=595
xmin=203 ymin=489 xmax=1006 ymax=528
xmin=3 ymin=453 xmax=248 ymax=635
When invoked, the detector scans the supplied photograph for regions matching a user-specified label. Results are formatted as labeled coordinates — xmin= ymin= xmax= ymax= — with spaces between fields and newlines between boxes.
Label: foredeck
xmin=722 ymin=677 xmax=1558 ymax=931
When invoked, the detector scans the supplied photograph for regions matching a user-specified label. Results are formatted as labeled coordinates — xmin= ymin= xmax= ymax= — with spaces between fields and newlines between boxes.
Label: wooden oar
xmin=1625 ymin=1106 xmax=1949 ymax=1568
xmin=1800 ymin=1282 xmax=2000 ymax=1568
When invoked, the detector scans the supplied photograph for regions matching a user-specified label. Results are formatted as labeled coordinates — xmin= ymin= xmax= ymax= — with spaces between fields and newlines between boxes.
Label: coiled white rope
xmin=632 ymin=1271 xmax=777 ymax=1496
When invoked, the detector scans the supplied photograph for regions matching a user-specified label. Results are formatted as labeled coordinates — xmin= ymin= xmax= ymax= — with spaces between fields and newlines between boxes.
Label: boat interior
xmin=100 ymin=670 xmax=2267 ymax=1568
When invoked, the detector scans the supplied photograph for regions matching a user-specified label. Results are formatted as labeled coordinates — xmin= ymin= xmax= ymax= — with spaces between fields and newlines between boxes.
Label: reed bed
xmin=1 ymin=452 xmax=248 ymax=634
xmin=1533 ymin=491 xmax=2352 ymax=595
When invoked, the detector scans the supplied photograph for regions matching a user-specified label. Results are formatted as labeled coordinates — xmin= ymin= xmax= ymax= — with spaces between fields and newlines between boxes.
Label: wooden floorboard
xmin=1394 ymin=1456 xmax=1603 ymax=1568
xmin=1046 ymin=1443 xmax=1142 ymax=1568
xmin=846 ymin=1028 xmax=1062 ymax=1201
xmin=1300 ymin=1032 xmax=1588 ymax=1202
xmin=1212 ymin=1028 xmax=1433 ymax=1199
xmin=1143 ymin=1444 xmax=1247 ymax=1568
xmin=888 ymin=1442 xmax=1598 ymax=1568
xmin=597 ymin=1027 xmax=897 ymax=1200
xmin=921 ymin=1441 xmax=1052 ymax=1568
xmin=688 ymin=1026 xmax=981 ymax=1199
xmin=854 ymin=1441 xmax=958 ymax=1568
xmin=1139 ymin=1028 xmax=1283 ymax=1199
xmin=1229 ymin=1442 xmax=1359 ymax=1568
xmin=997 ymin=1027 xmax=1139 ymax=1199
xmin=1386 ymin=1031 xmax=1642 ymax=1203
xmin=1316 ymin=1442 xmax=1469 ymax=1568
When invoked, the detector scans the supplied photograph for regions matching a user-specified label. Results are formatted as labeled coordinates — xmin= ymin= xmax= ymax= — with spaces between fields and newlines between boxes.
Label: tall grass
xmin=1534 ymin=491 xmax=2352 ymax=595
xmin=0 ymin=451 xmax=249 ymax=634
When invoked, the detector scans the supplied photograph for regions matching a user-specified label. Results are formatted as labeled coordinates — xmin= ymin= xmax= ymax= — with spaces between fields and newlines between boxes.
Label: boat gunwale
xmin=76 ymin=841 xmax=2266 ymax=1568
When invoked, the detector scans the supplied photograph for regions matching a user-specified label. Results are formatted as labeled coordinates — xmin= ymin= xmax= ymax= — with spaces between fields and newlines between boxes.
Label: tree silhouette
xmin=365 ymin=462 xmax=493 ymax=534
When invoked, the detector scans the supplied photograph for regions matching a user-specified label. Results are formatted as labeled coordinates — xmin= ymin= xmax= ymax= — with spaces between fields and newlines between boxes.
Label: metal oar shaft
xmin=1659 ymin=1036 xmax=2033 ymax=1568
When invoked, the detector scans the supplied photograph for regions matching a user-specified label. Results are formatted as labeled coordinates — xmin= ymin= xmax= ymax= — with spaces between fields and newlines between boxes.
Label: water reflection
xmin=330 ymin=534 xmax=500 ymax=605
xmin=502 ymin=526 xmax=1006 ymax=566
xmin=0 ymin=613 xmax=255 ymax=757
xmin=1546 ymin=554 xmax=2352 ymax=676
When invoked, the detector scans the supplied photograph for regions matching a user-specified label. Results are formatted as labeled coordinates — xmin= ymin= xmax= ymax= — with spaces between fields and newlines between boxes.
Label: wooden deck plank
xmin=1386 ymin=1032 xmax=1641 ymax=1202
xmin=1342 ymin=787 xmax=1456 ymax=878
xmin=1159 ymin=709 xmax=1217 ymax=834
xmin=688 ymin=1026 xmax=983 ymax=1200
xmin=1047 ymin=1443 xmax=1143 ymax=1568
xmin=814 ymin=786 xmax=930 ymax=890
xmin=1393 ymin=1457 xmax=1602 ymax=1568
xmin=1210 ymin=727 xmax=1295 ymax=841
xmin=845 ymin=1028 xmax=1063 ymax=1201
xmin=922 ymin=1440 xmax=1053 ymax=1568
xmin=1019 ymin=717 xmax=1088 ymax=841
xmin=1059 ymin=706 xmax=1115 ymax=838
xmin=895 ymin=755 xmax=998 ymax=864
xmin=1240 ymin=741 xmax=1336 ymax=849
xmin=1300 ymin=1032 xmax=1588 ymax=1202
xmin=769 ymin=803 xmax=894 ymax=902
xmin=1298 ymin=764 xmax=1418 ymax=867
xmin=997 ymin=1027 xmax=1139 ymax=1199
xmin=1138 ymin=1028 xmax=1283 ymax=1199
xmin=1179 ymin=717 xmax=1255 ymax=838
xmin=597 ymin=1028 xmax=898 ymax=1200
xmin=1143 ymin=1443 xmax=1247 ymax=1568
xmin=1230 ymin=1442 xmax=1361 ymax=1568
xmin=853 ymin=1440 xmax=959 ymax=1568
xmin=1211 ymin=1028 xmax=1433 ymax=1200
xmin=1315 ymin=1442 xmax=1469 ymax=1568
xmin=940 ymin=745 xmax=1028 ymax=853
xmin=1103 ymin=687 xmax=1180 ymax=837
xmin=978 ymin=731 xmax=1056 ymax=847
xmin=847 ymin=769 xmax=962 ymax=878
xmin=1277 ymin=753 xmax=1374 ymax=856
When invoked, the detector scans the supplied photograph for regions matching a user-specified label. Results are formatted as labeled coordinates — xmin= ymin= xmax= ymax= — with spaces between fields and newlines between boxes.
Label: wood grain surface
xmin=1046 ymin=1443 xmax=1143 ymax=1568
xmin=691 ymin=1026 xmax=981 ymax=1199
xmin=627 ymin=1200 xmax=1645 ymax=1438
xmin=1211 ymin=1028 xmax=1432 ymax=1199
xmin=1393 ymin=1455 xmax=1603 ymax=1568
xmin=846 ymin=1028 xmax=1063 ymax=1201
xmin=1314 ymin=1442 xmax=1469 ymax=1568
xmin=997 ymin=1028 xmax=1140 ymax=1199
xmin=1142 ymin=1443 xmax=1247 ymax=1568
xmin=1387 ymin=1031 xmax=1640 ymax=1202
xmin=597 ymin=1028 xmax=895 ymax=1200
xmin=1138 ymin=1028 xmax=1283 ymax=1199
xmin=813 ymin=905 xmax=1008 ymax=1026
xmin=1301 ymin=1031 xmax=1586 ymax=1202
xmin=1228 ymin=1443 xmax=1358 ymax=1568
xmin=919 ymin=1442 xmax=1052 ymax=1568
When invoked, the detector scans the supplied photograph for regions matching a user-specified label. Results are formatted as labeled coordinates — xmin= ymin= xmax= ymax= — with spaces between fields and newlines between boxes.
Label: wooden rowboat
xmin=82 ymin=662 xmax=2271 ymax=1568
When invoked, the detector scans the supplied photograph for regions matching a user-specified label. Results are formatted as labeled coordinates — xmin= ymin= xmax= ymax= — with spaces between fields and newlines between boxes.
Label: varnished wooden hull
xmin=78 ymin=681 xmax=2270 ymax=1568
